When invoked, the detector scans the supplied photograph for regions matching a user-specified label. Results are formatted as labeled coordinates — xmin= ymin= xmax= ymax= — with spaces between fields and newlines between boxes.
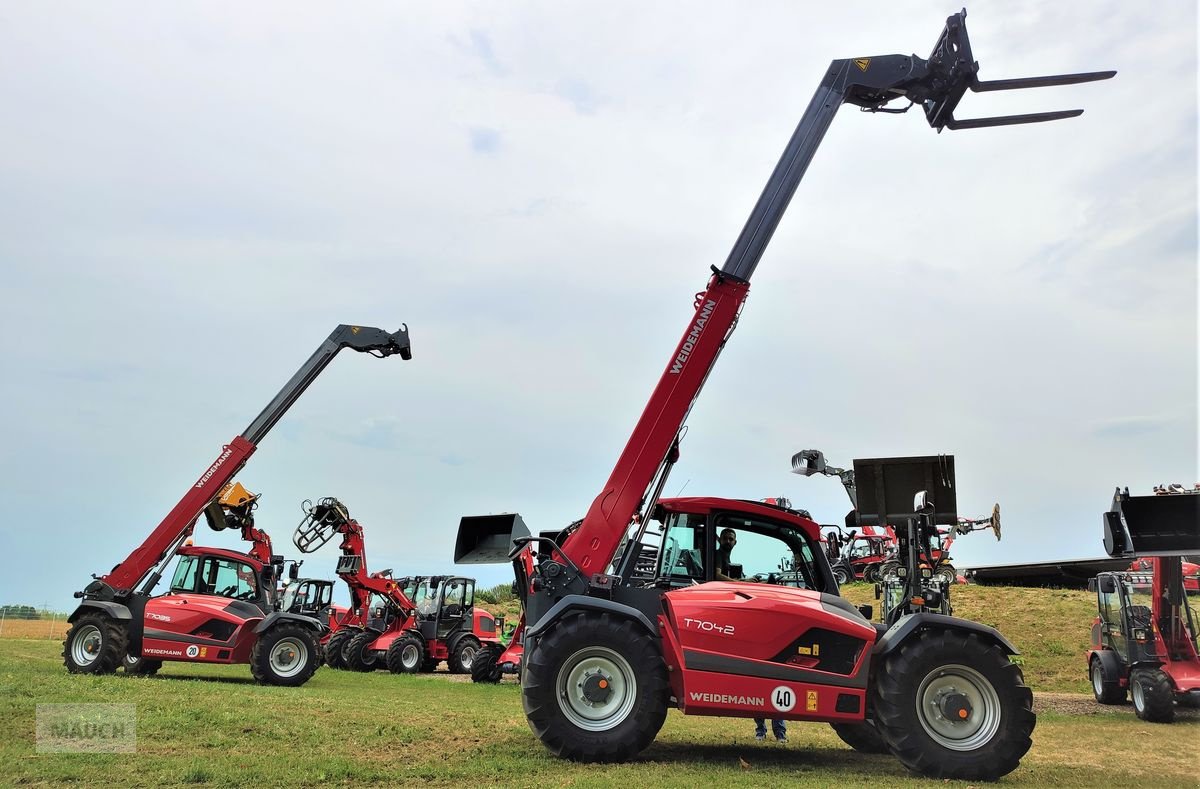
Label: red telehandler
xmin=1088 ymin=486 xmax=1200 ymax=722
xmin=293 ymin=498 xmax=503 ymax=674
xmin=455 ymin=10 xmax=1111 ymax=781
xmin=63 ymin=324 xmax=411 ymax=686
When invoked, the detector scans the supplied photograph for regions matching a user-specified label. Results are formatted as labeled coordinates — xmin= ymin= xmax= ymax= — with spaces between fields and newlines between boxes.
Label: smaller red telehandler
xmin=1088 ymin=486 xmax=1200 ymax=722
xmin=292 ymin=498 xmax=503 ymax=674
xmin=63 ymin=324 xmax=410 ymax=686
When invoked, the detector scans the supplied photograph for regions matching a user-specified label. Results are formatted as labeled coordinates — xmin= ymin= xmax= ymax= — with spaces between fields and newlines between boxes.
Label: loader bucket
xmin=1103 ymin=488 xmax=1200 ymax=557
xmin=455 ymin=513 xmax=531 ymax=564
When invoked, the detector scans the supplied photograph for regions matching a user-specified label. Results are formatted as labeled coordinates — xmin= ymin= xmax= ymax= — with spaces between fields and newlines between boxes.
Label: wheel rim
xmin=72 ymin=625 xmax=103 ymax=666
xmin=460 ymin=645 xmax=476 ymax=670
xmin=834 ymin=569 xmax=849 ymax=585
xmin=556 ymin=645 xmax=637 ymax=732
xmin=1132 ymin=678 xmax=1145 ymax=711
xmin=915 ymin=663 xmax=1002 ymax=751
xmin=269 ymin=637 xmax=308 ymax=678
xmin=402 ymin=643 xmax=421 ymax=669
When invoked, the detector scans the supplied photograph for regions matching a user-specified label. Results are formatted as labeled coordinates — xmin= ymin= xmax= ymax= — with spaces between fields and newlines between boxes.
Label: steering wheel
xmin=218 ymin=585 xmax=238 ymax=597
xmin=235 ymin=589 xmax=258 ymax=601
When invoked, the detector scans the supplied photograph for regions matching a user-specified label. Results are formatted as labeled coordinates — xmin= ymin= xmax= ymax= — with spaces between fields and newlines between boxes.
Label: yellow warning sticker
xmin=806 ymin=690 xmax=818 ymax=712
xmin=853 ymin=58 xmax=870 ymax=72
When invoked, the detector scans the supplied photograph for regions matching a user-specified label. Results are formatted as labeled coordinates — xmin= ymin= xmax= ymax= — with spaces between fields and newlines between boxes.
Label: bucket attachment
xmin=455 ymin=513 xmax=531 ymax=564
xmin=882 ymin=9 xmax=1117 ymax=132
xmin=293 ymin=497 xmax=351 ymax=554
xmin=1103 ymin=487 xmax=1200 ymax=557
xmin=852 ymin=455 xmax=957 ymax=528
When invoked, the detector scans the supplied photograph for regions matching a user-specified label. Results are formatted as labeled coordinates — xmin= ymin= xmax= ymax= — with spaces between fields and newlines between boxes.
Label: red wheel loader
xmin=454 ymin=10 xmax=1111 ymax=781
xmin=292 ymin=498 xmax=502 ymax=674
xmin=1088 ymin=486 xmax=1200 ymax=721
xmin=63 ymin=324 xmax=411 ymax=686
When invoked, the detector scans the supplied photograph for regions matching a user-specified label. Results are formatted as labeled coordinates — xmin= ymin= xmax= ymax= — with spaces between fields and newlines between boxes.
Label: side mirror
xmin=857 ymin=604 xmax=873 ymax=620
xmin=791 ymin=449 xmax=827 ymax=477
xmin=913 ymin=490 xmax=934 ymax=514
xmin=1096 ymin=575 xmax=1117 ymax=594
xmin=289 ymin=563 xmax=300 ymax=581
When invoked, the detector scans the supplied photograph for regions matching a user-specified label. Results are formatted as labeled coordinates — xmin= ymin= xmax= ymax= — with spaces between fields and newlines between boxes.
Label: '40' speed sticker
xmin=771 ymin=686 xmax=796 ymax=712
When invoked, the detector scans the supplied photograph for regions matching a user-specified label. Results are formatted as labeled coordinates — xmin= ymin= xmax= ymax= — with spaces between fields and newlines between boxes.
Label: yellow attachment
xmin=218 ymin=481 xmax=259 ymax=509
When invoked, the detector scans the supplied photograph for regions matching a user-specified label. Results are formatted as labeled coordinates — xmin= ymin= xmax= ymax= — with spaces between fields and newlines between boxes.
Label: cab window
xmin=714 ymin=514 xmax=826 ymax=592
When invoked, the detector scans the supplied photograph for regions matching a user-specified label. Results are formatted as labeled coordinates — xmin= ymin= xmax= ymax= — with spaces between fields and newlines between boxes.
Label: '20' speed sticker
xmin=770 ymin=686 xmax=796 ymax=713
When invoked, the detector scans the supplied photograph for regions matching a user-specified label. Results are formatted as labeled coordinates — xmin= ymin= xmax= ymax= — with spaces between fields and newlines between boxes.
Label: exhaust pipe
xmin=455 ymin=513 xmax=531 ymax=564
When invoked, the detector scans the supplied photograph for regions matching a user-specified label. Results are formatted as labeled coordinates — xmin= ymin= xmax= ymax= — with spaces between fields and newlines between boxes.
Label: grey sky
xmin=0 ymin=1 xmax=1194 ymax=609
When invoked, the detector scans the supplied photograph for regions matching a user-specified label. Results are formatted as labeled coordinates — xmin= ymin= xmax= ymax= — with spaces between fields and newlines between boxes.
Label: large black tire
xmin=342 ymin=629 xmax=382 ymax=672
xmin=1130 ymin=668 xmax=1175 ymax=723
xmin=863 ymin=565 xmax=881 ymax=584
xmin=832 ymin=565 xmax=851 ymax=586
xmin=386 ymin=633 xmax=425 ymax=674
xmin=935 ymin=564 xmax=957 ymax=585
xmin=122 ymin=652 xmax=162 ymax=677
xmin=323 ymin=629 xmax=353 ymax=670
xmin=873 ymin=629 xmax=1035 ymax=781
xmin=63 ymin=613 xmax=127 ymax=675
xmin=1090 ymin=656 xmax=1126 ymax=705
xmin=522 ymin=612 xmax=668 ymax=762
xmin=471 ymin=642 xmax=504 ymax=684
xmin=250 ymin=624 xmax=320 ymax=687
xmin=449 ymin=636 xmax=481 ymax=674
xmin=830 ymin=719 xmax=889 ymax=754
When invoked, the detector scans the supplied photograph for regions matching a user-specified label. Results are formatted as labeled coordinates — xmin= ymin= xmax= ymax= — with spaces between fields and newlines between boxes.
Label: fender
xmin=874 ymin=612 xmax=1020 ymax=657
xmin=1090 ymin=648 xmax=1125 ymax=681
xmin=524 ymin=595 xmax=657 ymax=642
xmin=253 ymin=611 xmax=325 ymax=634
xmin=68 ymin=600 xmax=132 ymax=623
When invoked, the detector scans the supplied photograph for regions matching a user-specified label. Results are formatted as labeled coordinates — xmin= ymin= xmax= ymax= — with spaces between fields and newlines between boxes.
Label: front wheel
xmin=522 ymin=612 xmax=668 ymax=762
xmin=471 ymin=642 xmax=504 ymax=683
xmin=386 ymin=634 xmax=425 ymax=674
xmin=323 ymin=629 xmax=353 ymax=669
xmin=1090 ymin=656 xmax=1126 ymax=705
xmin=1130 ymin=668 xmax=1174 ymax=723
xmin=863 ymin=565 xmax=881 ymax=584
xmin=449 ymin=636 xmax=481 ymax=674
xmin=250 ymin=625 xmax=319 ymax=687
xmin=873 ymin=629 xmax=1035 ymax=781
xmin=833 ymin=566 xmax=851 ymax=586
xmin=342 ymin=630 xmax=381 ymax=672
xmin=63 ymin=614 xmax=127 ymax=675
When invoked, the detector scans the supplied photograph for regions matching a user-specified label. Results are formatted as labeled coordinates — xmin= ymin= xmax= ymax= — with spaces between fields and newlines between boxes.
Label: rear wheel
xmin=935 ymin=565 xmax=957 ymax=585
xmin=323 ymin=629 xmax=353 ymax=669
xmin=833 ymin=566 xmax=851 ymax=586
xmin=1090 ymin=656 xmax=1126 ymax=704
xmin=63 ymin=614 xmax=126 ymax=675
xmin=471 ymin=642 xmax=504 ymax=683
xmin=386 ymin=634 xmax=425 ymax=674
xmin=523 ymin=612 xmax=668 ymax=762
xmin=122 ymin=652 xmax=162 ymax=677
xmin=830 ymin=719 xmax=889 ymax=754
xmin=1130 ymin=668 xmax=1174 ymax=723
xmin=449 ymin=636 xmax=481 ymax=674
xmin=873 ymin=629 xmax=1035 ymax=781
xmin=250 ymin=624 xmax=319 ymax=687
xmin=342 ymin=630 xmax=381 ymax=672
xmin=863 ymin=565 xmax=881 ymax=584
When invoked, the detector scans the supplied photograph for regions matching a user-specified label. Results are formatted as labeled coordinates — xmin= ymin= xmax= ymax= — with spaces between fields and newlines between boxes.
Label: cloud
xmin=469 ymin=126 xmax=502 ymax=154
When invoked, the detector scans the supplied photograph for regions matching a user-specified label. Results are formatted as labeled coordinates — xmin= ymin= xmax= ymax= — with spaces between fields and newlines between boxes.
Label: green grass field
xmin=2 ymin=585 xmax=1198 ymax=787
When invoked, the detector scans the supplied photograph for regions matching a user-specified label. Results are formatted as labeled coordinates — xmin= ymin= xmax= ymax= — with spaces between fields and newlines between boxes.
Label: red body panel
xmin=661 ymin=583 xmax=876 ymax=721
xmin=141 ymin=593 xmax=263 ymax=664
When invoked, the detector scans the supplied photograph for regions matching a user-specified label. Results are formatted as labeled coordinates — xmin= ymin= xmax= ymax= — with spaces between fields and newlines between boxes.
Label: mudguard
xmin=1091 ymin=647 xmax=1125 ymax=680
xmin=253 ymin=611 xmax=324 ymax=634
xmin=524 ymin=595 xmax=657 ymax=641
xmin=874 ymin=612 xmax=1020 ymax=656
xmin=68 ymin=600 xmax=132 ymax=623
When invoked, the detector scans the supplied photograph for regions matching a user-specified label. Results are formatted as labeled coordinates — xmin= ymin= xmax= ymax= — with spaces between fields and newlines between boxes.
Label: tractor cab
xmin=168 ymin=546 xmax=275 ymax=615
xmin=1091 ymin=572 xmax=1172 ymax=668
xmin=280 ymin=578 xmax=336 ymax=625
xmin=413 ymin=576 xmax=476 ymax=642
